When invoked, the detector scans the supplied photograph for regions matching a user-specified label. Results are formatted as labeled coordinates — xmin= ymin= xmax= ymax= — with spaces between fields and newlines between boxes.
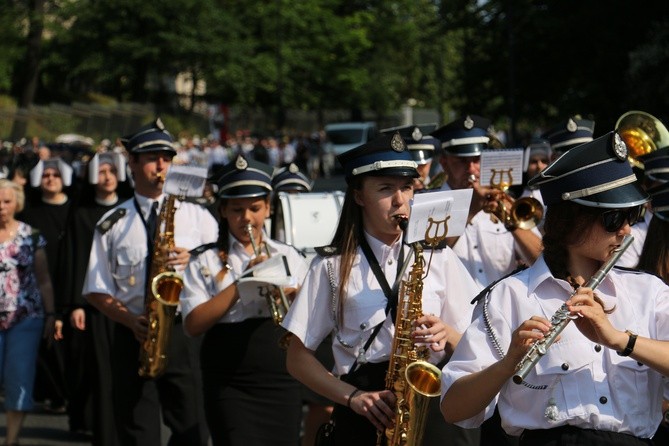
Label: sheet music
xmin=163 ymin=165 xmax=208 ymax=197
xmin=479 ymin=148 xmax=525 ymax=187
xmin=405 ymin=189 xmax=473 ymax=243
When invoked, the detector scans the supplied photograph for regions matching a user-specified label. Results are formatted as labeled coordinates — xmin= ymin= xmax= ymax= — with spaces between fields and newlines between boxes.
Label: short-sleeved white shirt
xmin=282 ymin=232 xmax=481 ymax=376
xmin=442 ymin=256 xmax=669 ymax=438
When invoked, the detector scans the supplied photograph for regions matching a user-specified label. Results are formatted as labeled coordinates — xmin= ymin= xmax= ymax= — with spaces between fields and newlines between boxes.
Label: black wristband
xmin=346 ymin=389 xmax=361 ymax=409
xmin=616 ymin=330 xmax=638 ymax=357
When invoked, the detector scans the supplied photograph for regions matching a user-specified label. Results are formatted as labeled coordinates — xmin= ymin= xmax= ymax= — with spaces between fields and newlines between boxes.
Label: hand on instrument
xmin=566 ymin=287 xmax=617 ymax=347
xmin=133 ymin=314 xmax=149 ymax=343
xmin=348 ymin=389 xmax=396 ymax=431
xmin=413 ymin=314 xmax=449 ymax=352
xmin=168 ymin=246 xmax=191 ymax=270
xmin=246 ymin=253 xmax=268 ymax=269
xmin=502 ymin=316 xmax=552 ymax=372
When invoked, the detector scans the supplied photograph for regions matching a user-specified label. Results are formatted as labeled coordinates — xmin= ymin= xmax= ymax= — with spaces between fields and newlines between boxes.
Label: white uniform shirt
xmin=82 ymin=194 xmax=219 ymax=315
xmin=282 ymin=232 xmax=481 ymax=376
xmin=181 ymin=234 xmax=309 ymax=323
xmin=617 ymin=210 xmax=652 ymax=268
xmin=442 ymin=256 xmax=669 ymax=437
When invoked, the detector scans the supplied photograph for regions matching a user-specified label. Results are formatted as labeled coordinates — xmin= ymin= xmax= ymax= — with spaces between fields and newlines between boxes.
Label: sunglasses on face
xmin=600 ymin=206 xmax=642 ymax=233
xmin=42 ymin=172 xmax=61 ymax=179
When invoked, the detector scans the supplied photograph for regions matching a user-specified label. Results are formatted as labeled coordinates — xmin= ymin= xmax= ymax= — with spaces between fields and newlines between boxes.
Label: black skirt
xmin=201 ymin=318 xmax=302 ymax=446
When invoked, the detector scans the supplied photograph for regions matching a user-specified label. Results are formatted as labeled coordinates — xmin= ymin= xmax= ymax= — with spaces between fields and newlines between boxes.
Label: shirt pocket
xmin=608 ymin=352 xmax=650 ymax=417
xmin=338 ymin=298 xmax=387 ymax=349
xmin=533 ymin=340 xmax=595 ymax=418
xmin=112 ymin=247 xmax=143 ymax=286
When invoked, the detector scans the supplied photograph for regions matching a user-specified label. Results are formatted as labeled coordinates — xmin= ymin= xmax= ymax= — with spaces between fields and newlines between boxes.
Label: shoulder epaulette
xmin=189 ymin=242 xmax=218 ymax=257
xmin=96 ymin=208 xmax=127 ymax=234
xmin=470 ymin=265 xmax=528 ymax=305
xmin=315 ymin=245 xmax=340 ymax=257
xmin=181 ymin=196 xmax=216 ymax=207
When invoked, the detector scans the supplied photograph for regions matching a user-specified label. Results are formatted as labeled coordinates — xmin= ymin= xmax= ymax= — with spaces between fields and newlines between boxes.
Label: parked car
xmin=322 ymin=121 xmax=377 ymax=175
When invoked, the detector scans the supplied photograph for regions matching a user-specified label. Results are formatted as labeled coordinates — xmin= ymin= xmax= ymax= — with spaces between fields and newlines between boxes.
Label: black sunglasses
xmin=600 ymin=206 xmax=642 ymax=233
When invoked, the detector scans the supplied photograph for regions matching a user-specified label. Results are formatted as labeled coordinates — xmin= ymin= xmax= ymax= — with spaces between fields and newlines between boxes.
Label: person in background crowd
xmin=82 ymin=119 xmax=216 ymax=446
xmin=541 ymin=116 xmax=595 ymax=161
xmin=441 ymin=132 xmax=669 ymax=446
xmin=269 ymin=162 xmax=314 ymax=243
xmin=20 ymin=158 xmax=76 ymax=415
xmin=433 ymin=115 xmax=543 ymax=289
xmin=61 ymin=152 xmax=132 ymax=445
xmin=0 ymin=179 xmax=60 ymax=446
xmin=181 ymin=155 xmax=309 ymax=446
xmin=283 ymin=133 xmax=480 ymax=446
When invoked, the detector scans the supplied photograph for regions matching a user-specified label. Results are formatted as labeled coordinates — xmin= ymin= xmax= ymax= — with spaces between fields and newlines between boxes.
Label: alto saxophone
xmin=138 ymin=194 xmax=184 ymax=378
xmin=378 ymin=217 xmax=448 ymax=446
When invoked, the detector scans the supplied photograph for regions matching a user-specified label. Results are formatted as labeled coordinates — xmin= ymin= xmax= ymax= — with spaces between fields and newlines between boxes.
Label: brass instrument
xmin=378 ymin=217 xmax=446 ymax=446
xmin=486 ymin=168 xmax=543 ymax=230
xmin=513 ymin=234 xmax=633 ymax=384
xmin=615 ymin=111 xmax=669 ymax=169
xmin=138 ymin=194 xmax=184 ymax=378
xmin=425 ymin=171 xmax=447 ymax=190
xmin=245 ymin=223 xmax=291 ymax=325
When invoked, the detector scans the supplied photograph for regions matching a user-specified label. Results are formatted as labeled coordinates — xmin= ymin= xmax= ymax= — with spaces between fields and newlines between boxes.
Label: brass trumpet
xmin=483 ymin=169 xmax=543 ymax=230
xmin=245 ymin=223 xmax=291 ymax=325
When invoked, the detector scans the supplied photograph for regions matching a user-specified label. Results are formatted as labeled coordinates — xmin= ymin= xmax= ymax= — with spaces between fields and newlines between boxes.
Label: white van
xmin=322 ymin=121 xmax=377 ymax=175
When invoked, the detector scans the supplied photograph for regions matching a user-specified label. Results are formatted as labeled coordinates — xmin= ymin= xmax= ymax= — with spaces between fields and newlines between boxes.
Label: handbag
xmin=314 ymin=419 xmax=335 ymax=446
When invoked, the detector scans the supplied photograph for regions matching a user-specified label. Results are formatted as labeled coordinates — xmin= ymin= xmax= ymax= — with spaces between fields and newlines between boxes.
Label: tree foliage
xmin=2 ymin=0 xmax=669 ymax=139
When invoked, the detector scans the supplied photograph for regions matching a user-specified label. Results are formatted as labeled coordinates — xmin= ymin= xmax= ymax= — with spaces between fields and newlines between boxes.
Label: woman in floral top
xmin=0 ymin=179 xmax=59 ymax=446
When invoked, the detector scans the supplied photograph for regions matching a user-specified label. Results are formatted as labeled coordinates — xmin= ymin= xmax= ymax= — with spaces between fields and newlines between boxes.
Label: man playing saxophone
xmin=282 ymin=133 xmax=480 ymax=446
xmin=441 ymin=132 xmax=669 ymax=446
xmin=82 ymin=119 xmax=217 ymax=446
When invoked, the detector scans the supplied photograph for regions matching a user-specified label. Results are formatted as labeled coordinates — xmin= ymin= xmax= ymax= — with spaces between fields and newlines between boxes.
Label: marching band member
xmin=441 ymin=132 xmax=669 ymax=446
xmin=541 ymin=116 xmax=595 ymax=160
xmin=181 ymin=155 xmax=309 ymax=446
xmin=432 ymin=115 xmax=543 ymax=288
xmin=82 ymin=119 xmax=215 ymax=446
xmin=282 ymin=133 xmax=480 ymax=446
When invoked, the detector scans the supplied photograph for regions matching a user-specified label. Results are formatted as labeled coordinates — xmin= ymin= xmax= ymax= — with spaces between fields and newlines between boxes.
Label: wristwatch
xmin=616 ymin=330 xmax=638 ymax=357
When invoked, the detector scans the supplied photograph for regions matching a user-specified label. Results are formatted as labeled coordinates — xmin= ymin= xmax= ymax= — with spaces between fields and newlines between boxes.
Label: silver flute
xmin=513 ymin=234 xmax=633 ymax=384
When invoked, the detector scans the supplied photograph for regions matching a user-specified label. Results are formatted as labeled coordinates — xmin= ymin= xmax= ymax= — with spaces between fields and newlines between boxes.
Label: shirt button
xmin=599 ymin=396 xmax=608 ymax=404
xmin=561 ymin=363 xmax=569 ymax=371
xmin=388 ymin=258 xmax=393 ymax=265
xmin=594 ymin=344 xmax=602 ymax=352
xmin=478 ymin=269 xmax=483 ymax=273
xmin=637 ymin=362 xmax=644 ymax=367
xmin=473 ymin=245 xmax=478 ymax=249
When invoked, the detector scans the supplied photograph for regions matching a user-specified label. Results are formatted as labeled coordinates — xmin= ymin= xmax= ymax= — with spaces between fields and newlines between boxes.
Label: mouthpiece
xmin=468 ymin=174 xmax=477 ymax=183
xmin=395 ymin=215 xmax=409 ymax=231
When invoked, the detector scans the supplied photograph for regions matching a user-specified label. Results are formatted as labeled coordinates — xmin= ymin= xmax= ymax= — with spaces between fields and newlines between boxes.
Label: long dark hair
xmin=637 ymin=215 xmax=669 ymax=282
xmin=329 ymin=177 xmax=365 ymax=323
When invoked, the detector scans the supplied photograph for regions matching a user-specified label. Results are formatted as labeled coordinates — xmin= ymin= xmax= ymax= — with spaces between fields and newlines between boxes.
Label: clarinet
xmin=513 ymin=234 xmax=633 ymax=385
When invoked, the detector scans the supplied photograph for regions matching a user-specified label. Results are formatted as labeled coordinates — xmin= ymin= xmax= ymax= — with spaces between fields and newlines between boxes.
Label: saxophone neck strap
xmin=358 ymin=234 xmax=405 ymax=333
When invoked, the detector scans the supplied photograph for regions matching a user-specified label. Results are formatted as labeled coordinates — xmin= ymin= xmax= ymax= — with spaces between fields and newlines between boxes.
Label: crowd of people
xmin=1 ymin=111 xmax=669 ymax=446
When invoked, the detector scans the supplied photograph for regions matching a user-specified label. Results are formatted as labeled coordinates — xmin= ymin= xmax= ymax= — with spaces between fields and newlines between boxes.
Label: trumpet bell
xmin=615 ymin=111 xmax=669 ymax=168
xmin=510 ymin=197 xmax=544 ymax=230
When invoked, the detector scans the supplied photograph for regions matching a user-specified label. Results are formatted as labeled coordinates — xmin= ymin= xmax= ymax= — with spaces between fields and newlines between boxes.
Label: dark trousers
xmin=519 ymin=425 xmax=653 ymax=446
xmin=111 ymin=319 xmax=208 ymax=446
